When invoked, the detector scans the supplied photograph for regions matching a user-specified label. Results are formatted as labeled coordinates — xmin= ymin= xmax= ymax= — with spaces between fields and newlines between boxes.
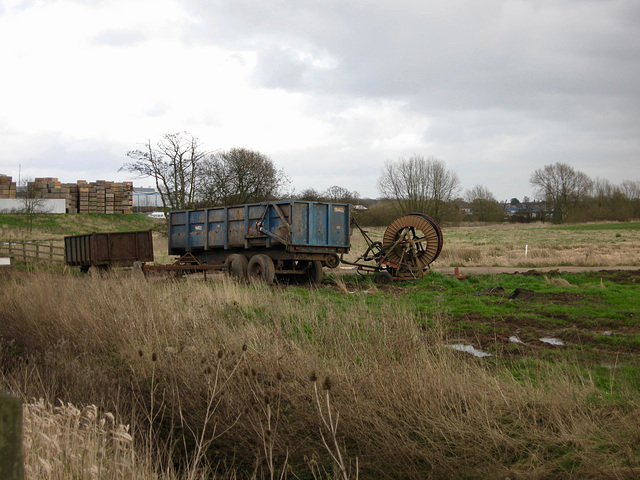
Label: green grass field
xmin=0 ymin=212 xmax=160 ymax=239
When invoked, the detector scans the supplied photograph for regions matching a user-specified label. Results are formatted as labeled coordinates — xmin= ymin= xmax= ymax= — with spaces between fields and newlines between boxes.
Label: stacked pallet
xmin=94 ymin=181 xmax=106 ymax=213
xmin=30 ymin=178 xmax=80 ymax=213
xmin=0 ymin=175 xmax=17 ymax=199
xmin=76 ymin=180 xmax=133 ymax=214
xmin=118 ymin=181 xmax=133 ymax=214
xmin=31 ymin=178 xmax=62 ymax=198
xmin=77 ymin=180 xmax=90 ymax=213
xmin=64 ymin=183 xmax=79 ymax=214
xmin=2 ymin=177 xmax=133 ymax=213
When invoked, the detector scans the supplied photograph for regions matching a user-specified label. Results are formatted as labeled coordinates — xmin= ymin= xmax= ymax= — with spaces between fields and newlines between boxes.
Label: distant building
xmin=133 ymin=187 xmax=163 ymax=211
xmin=504 ymin=200 xmax=547 ymax=221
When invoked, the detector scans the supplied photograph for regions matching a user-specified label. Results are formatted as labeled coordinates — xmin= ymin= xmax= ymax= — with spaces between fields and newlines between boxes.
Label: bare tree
xmin=198 ymin=148 xmax=288 ymax=206
xmin=120 ymin=132 xmax=207 ymax=211
xmin=465 ymin=185 xmax=504 ymax=222
xmin=530 ymin=162 xmax=593 ymax=223
xmin=620 ymin=180 xmax=640 ymax=200
xmin=296 ymin=188 xmax=323 ymax=201
xmin=620 ymin=180 xmax=640 ymax=219
xmin=322 ymin=185 xmax=360 ymax=204
xmin=378 ymin=155 xmax=460 ymax=222
xmin=18 ymin=178 xmax=50 ymax=232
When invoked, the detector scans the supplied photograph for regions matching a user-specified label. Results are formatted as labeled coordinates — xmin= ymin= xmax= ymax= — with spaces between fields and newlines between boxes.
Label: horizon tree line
xmin=119 ymin=132 xmax=640 ymax=224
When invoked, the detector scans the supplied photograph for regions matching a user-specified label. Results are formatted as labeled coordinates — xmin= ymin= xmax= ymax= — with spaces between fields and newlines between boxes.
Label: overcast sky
xmin=1 ymin=0 xmax=639 ymax=202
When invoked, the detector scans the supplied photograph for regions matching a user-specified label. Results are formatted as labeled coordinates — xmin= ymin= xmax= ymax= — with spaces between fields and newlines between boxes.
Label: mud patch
xmin=582 ymin=269 xmax=640 ymax=284
xmin=323 ymin=280 xmax=407 ymax=295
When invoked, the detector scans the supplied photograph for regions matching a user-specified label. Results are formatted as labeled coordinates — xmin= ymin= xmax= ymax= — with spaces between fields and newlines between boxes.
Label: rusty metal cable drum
xmin=407 ymin=212 xmax=443 ymax=259
xmin=382 ymin=213 xmax=443 ymax=269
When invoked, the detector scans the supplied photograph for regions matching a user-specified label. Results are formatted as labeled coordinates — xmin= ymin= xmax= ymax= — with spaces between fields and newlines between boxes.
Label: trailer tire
xmin=374 ymin=270 xmax=393 ymax=285
xmin=325 ymin=254 xmax=340 ymax=269
xmin=247 ymin=254 xmax=276 ymax=285
xmin=298 ymin=260 xmax=324 ymax=284
xmin=311 ymin=260 xmax=324 ymax=284
xmin=226 ymin=254 xmax=248 ymax=280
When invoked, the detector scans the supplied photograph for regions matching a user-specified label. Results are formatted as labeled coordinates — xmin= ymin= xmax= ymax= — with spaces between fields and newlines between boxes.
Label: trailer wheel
xmin=311 ymin=260 xmax=324 ymax=284
xmin=298 ymin=260 xmax=323 ymax=284
xmin=374 ymin=270 xmax=393 ymax=285
xmin=325 ymin=254 xmax=340 ymax=269
xmin=226 ymin=254 xmax=248 ymax=280
xmin=247 ymin=254 xmax=276 ymax=285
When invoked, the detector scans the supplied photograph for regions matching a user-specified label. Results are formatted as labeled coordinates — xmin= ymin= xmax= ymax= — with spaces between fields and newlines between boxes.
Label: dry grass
xmin=345 ymin=222 xmax=640 ymax=268
xmin=2 ymin=271 xmax=640 ymax=478
xmin=23 ymin=399 xmax=142 ymax=480
xmin=434 ymin=222 xmax=640 ymax=267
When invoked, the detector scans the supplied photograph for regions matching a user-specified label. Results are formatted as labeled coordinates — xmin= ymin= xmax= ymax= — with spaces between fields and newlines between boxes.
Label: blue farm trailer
xmin=166 ymin=200 xmax=351 ymax=284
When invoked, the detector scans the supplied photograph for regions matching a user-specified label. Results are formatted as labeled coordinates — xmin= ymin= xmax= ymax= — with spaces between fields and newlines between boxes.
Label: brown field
xmin=345 ymin=221 xmax=640 ymax=268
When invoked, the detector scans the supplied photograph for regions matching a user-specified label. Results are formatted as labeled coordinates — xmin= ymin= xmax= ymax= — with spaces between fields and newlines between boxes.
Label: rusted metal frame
xmin=288 ymin=245 xmax=348 ymax=254
xmin=337 ymin=256 xmax=382 ymax=272
xmin=390 ymin=231 xmax=425 ymax=280
xmin=258 ymin=227 xmax=289 ymax=246
xmin=252 ymin=203 xmax=271 ymax=247
xmin=172 ymin=252 xmax=202 ymax=265
xmin=252 ymin=203 xmax=291 ymax=248
xmin=351 ymin=216 xmax=376 ymax=248
xmin=341 ymin=217 xmax=423 ymax=281
xmin=265 ymin=251 xmax=330 ymax=262
xmin=394 ymin=231 xmax=424 ymax=279
xmin=275 ymin=269 xmax=307 ymax=275
xmin=143 ymin=263 xmax=222 ymax=271
xmin=350 ymin=216 xmax=387 ymax=263
xmin=272 ymin=203 xmax=290 ymax=227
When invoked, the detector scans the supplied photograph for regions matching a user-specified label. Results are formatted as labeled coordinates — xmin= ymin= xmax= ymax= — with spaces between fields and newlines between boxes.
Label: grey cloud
xmin=12 ymin=132 xmax=133 ymax=182
xmin=182 ymin=1 xmax=640 ymax=110
xmin=178 ymin=0 xmax=640 ymax=199
xmin=251 ymin=46 xmax=307 ymax=90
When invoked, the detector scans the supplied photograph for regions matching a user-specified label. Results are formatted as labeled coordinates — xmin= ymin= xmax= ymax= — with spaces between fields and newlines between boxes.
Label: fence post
xmin=49 ymin=243 xmax=54 ymax=262
xmin=22 ymin=242 xmax=26 ymax=262
xmin=0 ymin=391 xmax=24 ymax=480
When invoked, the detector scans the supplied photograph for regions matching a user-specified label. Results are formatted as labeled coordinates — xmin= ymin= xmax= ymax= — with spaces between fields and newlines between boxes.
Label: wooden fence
xmin=0 ymin=241 xmax=65 ymax=264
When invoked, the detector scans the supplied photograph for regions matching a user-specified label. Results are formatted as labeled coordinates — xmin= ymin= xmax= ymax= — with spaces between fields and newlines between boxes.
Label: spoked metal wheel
xmin=382 ymin=213 xmax=443 ymax=276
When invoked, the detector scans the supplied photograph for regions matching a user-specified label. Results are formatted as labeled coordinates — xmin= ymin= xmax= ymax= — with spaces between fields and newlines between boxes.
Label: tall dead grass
xmin=22 ymin=399 xmax=147 ymax=480
xmin=2 ymin=272 xmax=640 ymax=478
